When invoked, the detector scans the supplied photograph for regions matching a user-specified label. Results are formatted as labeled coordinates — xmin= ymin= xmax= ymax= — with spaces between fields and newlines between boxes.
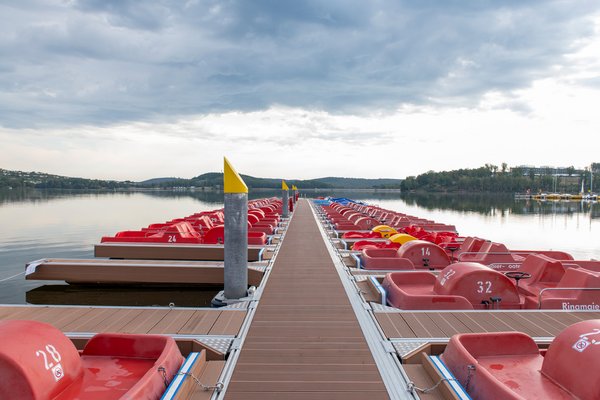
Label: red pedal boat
xmin=439 ymin=319 xmax=600 ymax=399
xmin=0 ymin=320 xmax=184 ymax=399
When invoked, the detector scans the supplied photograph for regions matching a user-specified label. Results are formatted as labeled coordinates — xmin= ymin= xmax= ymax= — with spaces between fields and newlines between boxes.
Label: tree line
xmin=401 ymin=163 xmax=599 ymax=193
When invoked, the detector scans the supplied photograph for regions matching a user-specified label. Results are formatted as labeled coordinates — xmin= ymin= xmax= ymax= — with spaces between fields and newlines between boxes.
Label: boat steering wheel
xmin=505 ymin=271 xmax=532 ymax=288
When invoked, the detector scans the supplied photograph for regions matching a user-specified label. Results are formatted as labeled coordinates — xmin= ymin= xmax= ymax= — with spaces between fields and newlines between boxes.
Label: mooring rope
xmin=0 ymin=271 xmax=25 ymax=283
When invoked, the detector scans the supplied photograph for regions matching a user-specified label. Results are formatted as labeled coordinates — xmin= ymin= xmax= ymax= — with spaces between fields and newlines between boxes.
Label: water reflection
xmin=0 ymin=187 xmax=139 ymax=205
xmin=397 ymin=192 xmax=599 ymax=218
xmin=0 ymin=187 xmax=283 ymax=206
xmin=399 ymin=193 xmax=514 ymax=215
xmin=518 ymin=200 xmax=599 ymax=217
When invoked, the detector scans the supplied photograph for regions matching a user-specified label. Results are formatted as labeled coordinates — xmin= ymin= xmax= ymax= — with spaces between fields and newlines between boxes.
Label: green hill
xmin=317 ymin=177 xmax=402 ymax=189
xmin=0 ymin=168 xmax=133 ymax=189
xmin=187 ymin=173 xmax=402 ymax=189
xmin=0 ymin=168 xmax=403 ymax=190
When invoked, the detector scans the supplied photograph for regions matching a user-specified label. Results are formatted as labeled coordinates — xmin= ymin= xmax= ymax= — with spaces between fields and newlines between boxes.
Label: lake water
xmin=1 ymin=189 xmax=599 ymax=306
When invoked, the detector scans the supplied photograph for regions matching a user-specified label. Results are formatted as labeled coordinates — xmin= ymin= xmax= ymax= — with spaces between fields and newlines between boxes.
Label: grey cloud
xmin=0 ymin=0 xmax=599 ymax=128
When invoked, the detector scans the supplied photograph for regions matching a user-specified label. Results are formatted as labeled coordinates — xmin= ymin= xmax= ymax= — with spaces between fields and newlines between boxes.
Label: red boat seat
xmin=440 ymin=319 xmax=600 ymax=400
xmin=353 ymin=217 xmax=380 ymax=230
xmin=258 ymin=206 xmax=278 ymax=216
xmin=338 ymin=207 xmax=354 ymax=216
xmin=102 ymin=222 xmax=204 ymax=244
xmin=517 ymin=254 xmax=567 ymax=298
xmin=204 ymin=225 xmax=267 ymax=245
xmin=248 ymin=209 xmax=266 ymax=218
xmin=359 ymin=240 xmax=449 ymax=270
xmin=334 ymin=222 xmax=360 ymax=230
xmin=396 ymin=240 xmax=450 ymax=269
xmin=112 ymin=230 xmax=149 ymax=238
xmin=389 ymin=216 xmax=411 ymax=229
xmin=190 ymin=215 xmax=216 ymax=232
xmin=541 ymin=319 xmax=600 ymax=400
xmin=360 ymin=248 xmax=416 ymax=270
xmin=346 ymin=213 xmax=365 ymax=224
xmin=433 ymin=264 xmax=522 ymax=307
xmin=563 ymin=259 xmax=600 ymax=272
xmin=162 ymin=222 xmax=202 ymax=238
xmin=460 ymin=241 xmax=525 ymax=269
xmin=247 ymin=214 xmax=275 ymax=234
xmin=352 ymin=239 xmax=401 ymax=251
xmin=535 ymin=267 xmax=600 ymax=310
xmin=512 ymin=254 xmax=600 ymax=309
xmin=382 ymin=263 xmax=524 ymax=310
xmin=515 ymin=249 xmax=574 ymax=261
xmin=382 ymin=271 xmax=473 ymax=310
xmin=341 ymin=231 xmax=381 ymax=239
xmin=452 ymin=237 xmax=486 ymax=259
xmin=417 ymin=223 xmax=457 ymax=233
xmin=0 ymin=320 xmax=183 ymax=400
xmin=249 ymin=209 xmax=279 ymax=226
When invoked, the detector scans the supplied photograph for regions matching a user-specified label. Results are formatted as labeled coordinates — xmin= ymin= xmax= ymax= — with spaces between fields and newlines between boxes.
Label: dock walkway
xmin=224 ymin=199 xmax=390 ymax=399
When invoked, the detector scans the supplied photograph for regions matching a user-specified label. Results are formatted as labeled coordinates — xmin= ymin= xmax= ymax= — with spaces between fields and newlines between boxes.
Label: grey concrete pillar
xmin=224 ymin=192 xmax=248 ymax=299
xmin=222 ymin=157 xmax=249 ymax=301
xmin=282 ymin=189 xmax=289 ymax=218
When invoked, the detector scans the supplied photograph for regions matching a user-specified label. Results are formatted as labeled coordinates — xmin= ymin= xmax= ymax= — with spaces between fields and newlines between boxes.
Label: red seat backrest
xmin=520 ymin=254 xmax=566 ymax=286
xmin=542 ymin=319 xmax=600 ymax=400
xmin=397 ymin=240 xmax=450 ymax=269
xmin=0 ymin=320 xmax=83 ymax=400
xmin=433 ymin=263 xmax=521 ymax=305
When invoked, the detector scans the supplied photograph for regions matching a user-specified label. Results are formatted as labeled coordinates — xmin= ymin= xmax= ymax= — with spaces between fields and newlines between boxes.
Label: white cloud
xmin=2 ymin=3 xmax=600 ymax=180
xmin=2 ymin=72 xmax=599 ymax=181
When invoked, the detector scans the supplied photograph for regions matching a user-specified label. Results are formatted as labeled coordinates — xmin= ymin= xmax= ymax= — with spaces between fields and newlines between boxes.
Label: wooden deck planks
xmin=209 ymin=311 xmax=247 ymax=335
xmin=375 ymin=311 xmax=600 ymax=339
xmin=401 ymin=313 xmax=447 ymax=338
xmin=0 ymin=306 xmax=245 ymax=336
xmin=119 ymin=308 xmax=171 ymax=334
xmin=225 ymin=199 xmax=388 ymax=399
xmin=375 ymin=313 xmax=417 ymax=338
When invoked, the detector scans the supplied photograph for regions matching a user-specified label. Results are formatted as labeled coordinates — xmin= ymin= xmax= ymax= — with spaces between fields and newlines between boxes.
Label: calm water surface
xmin=0 ymin=189 xmax=599 ymax=305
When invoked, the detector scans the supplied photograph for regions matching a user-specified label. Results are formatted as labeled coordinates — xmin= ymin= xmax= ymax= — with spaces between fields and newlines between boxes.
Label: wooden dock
xmin=25 ymin=258 xmax=266 ymax=286
xmin=94 ymin=242 xmax=274 ymax=262
xmin=224 ymin=199 xmax=389 ymax=399
xmin=2 ymin=198 xmax=600 ymax=399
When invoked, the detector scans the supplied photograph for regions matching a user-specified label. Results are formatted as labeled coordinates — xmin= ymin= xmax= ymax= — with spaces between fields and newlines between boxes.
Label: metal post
xmin=282 ymin=180 xmax=289 ymax=218
xmin=223 ymin=157 xmax=248 ymax=300
xmin=282 ymin=189 xmax=289 ymax=218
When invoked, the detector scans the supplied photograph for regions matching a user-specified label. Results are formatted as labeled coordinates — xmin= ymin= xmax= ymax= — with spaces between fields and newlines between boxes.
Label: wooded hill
xmin=0 ymin=169 xmax=134 ymax=190
xmin=401 ymin=164 xmax=600 ymax=193
xmin=0 ymin=168 xmax=402 ymax=190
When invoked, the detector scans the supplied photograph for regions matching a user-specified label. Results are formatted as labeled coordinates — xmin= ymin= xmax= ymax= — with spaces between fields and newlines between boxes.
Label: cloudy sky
xmin=1 ymin=1 xmax=600 ymax=181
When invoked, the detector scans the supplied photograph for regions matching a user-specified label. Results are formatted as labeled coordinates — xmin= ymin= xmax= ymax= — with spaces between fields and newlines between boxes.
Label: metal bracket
xmin=381 ymin=340 xmax=396 ymax=354
xmin=230 ymin=338 xmax=243 ymax=351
